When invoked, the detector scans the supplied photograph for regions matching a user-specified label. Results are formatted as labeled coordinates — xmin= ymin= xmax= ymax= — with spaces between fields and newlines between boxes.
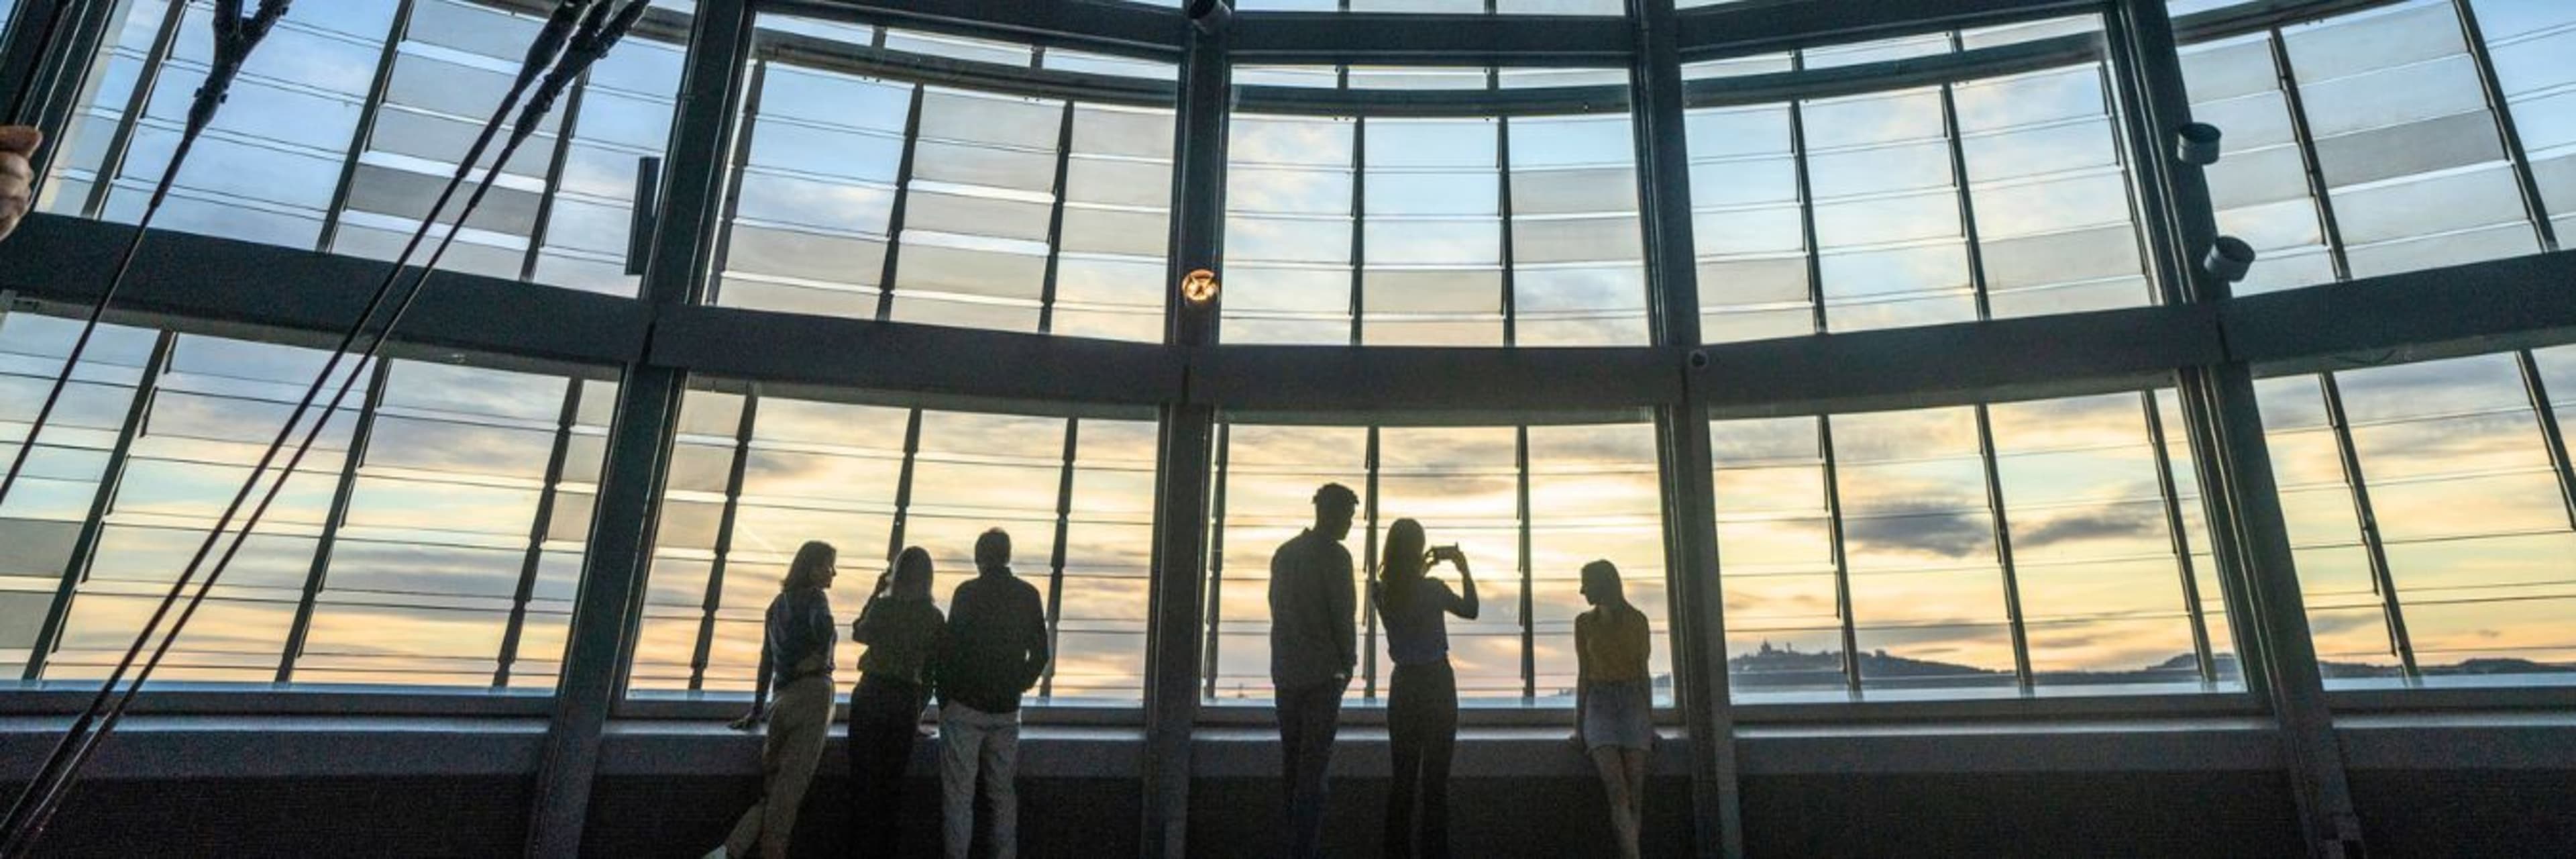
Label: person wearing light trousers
xmin=708 ymin=540 xmax=841 ymax=859
xmin=936 ymin=529 xmax=1049 ymax=859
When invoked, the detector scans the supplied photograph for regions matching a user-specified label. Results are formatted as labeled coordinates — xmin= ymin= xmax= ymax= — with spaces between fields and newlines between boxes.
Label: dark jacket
xmin=1267 ymin=529 xmax=1356 ymax=689
xmin=761 ymin=587 xmax=835 ymax=686
xmin=938 ymin=568 xmax=1049 ymax=714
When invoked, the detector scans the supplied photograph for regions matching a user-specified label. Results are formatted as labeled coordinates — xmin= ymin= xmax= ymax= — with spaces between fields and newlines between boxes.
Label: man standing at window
xmin=1269 ymin=483 xmax=1359 ymax=859
xmin=938 ymin=528 xmax=1049 ymax=859
xmin=1 ymin=126 xmax=39 ymax=242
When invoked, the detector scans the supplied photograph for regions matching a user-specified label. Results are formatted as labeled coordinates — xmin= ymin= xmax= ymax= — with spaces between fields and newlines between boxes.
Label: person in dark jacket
xmin=849 ymin=546 xmax=945 ymax=858
xmin=936 ymin=529 xmax=1049 ymax=859
xmin=708 ymin=540 xmax=839 ymax=859
xmin=1269 ymin=483 xmax=1358 ymax=859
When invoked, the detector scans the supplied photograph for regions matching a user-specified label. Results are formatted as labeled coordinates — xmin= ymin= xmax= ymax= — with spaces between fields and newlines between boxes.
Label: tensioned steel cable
xmin=0 ymin=0 xmax=289 ymax=526
xmin=0 ymin=3 xmax=658 ymax=855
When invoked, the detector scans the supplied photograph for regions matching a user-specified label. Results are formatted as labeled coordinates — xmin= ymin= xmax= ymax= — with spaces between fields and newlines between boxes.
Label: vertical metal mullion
xmin=2452 ymin=0 xmax=2559 ymax=252
xmin=21 ymin=330 xmax=176 ymax=681
xmin=528 ymin=2 xmax=756 ymax=850
xmin=2143 ymin=390 xmax=2218 ymax=683
xmin=2268 ymin=30 xmax=2353 ymax=281
xmin=1816 ymin=415 xmax=1860 ymax=693
xmin=1039 ymin=417 xmax=1077 ymax=697
xmin=1497 ymin=73 xmax=1518 ymax=348
xmin=2106 ymin=5 xmax=2363 ymax=852
xmin=2104 ymin=0 xmax=2271 ymax=697
xmin=871 ymin=84 xmax=926 ymax=322
xmin=1140 ymin=28 xmax=1226 ymax=852
xmin=78 ymin=0 xmax=186 ymax=219
xmin=1348 ymin=112 xmax=1368 ymax=346
xmin=2316 ymin=374 xmax=2416 ymax=676
xmin=1972 ymin=403 xmax=2033 ymax=687
xmin=701 ymin=58 xmax=766 ymax=305
xmin=1360 ymin=424 xmax=1381 ymax=699
xmin=684 ymin=391 xmax=759 ymax=691
xmin=1200 ymin=422 xmax=1231 ymax=699
xmin=1515 ymin=425 xmax=1535 ymax=699
xmin=2516 ymin=351 xmax=2576 ymax=533
xmin=275 ymin=357 xmax=390 ymax=683
xmin=319 ymin=0 xmax=415 ymax=251
xmin=1036 ymin=101 xmax=1076 ymax=334
xmin=1788 ymin=64 xmax=1825 ymax=335
xmin=494 ymin=377 xmax=585 ymax=687
xmin=884 ymin=407 xmax=924 ymax=566
xmin=1635 ymin=0 xmax=1742 ymax=852
xmin=518 ymin=69 xmax=592 ymax=282
xmin=1937 ymin=38 xmax=1993 ymax=321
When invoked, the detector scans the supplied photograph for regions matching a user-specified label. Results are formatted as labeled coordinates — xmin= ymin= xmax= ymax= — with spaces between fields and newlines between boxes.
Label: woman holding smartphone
xmin=1373 ymin=519 xmax=1477 ymax=859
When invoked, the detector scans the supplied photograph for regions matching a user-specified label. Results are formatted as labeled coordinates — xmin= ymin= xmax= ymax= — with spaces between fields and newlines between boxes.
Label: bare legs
xmin=1589 ymin=746 xmax=1648 ymax=859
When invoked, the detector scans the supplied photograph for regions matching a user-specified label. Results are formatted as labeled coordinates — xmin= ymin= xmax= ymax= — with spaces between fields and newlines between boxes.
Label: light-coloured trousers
xmin=938 ymin=701 xmax=1022 ymax=859
xmin=723 ymin=675 xmax=836 ymax=859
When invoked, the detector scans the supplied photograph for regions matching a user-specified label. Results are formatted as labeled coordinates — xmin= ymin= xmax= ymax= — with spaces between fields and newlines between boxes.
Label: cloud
xmin=1843 ymin=503 xmax=1990 ymax=558
xmin=2015 ymin=508 xmax=2158 ymax=549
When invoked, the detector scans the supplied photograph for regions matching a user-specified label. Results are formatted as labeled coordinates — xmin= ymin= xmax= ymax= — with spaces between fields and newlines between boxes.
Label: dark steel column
xmin=1817 ymin=415 xmax=1861 ymax=693
xmin=526 ymin=2 xmax=756 ymax=854
xmin=871 ymin=85 xmax=927 ymax=322
xmin=495 ymin=378 xmax=588 ymax=687
xmin=275 ymin=358 xmax=391 ymax=683
xmin=74 ymin=0 xmax=182 ymax=219
xmin=685 ymin=391 xmax=760 ymax=691
xmin=320 ymin=0 xmax=415 ymax=253
xmin=2107 ymin=3 xmax=2364 ymax=856
xmin=1 ymin=0 xmax=121 ymax=180
xmin=1199 ymin=423 xmax=1230 ymax=699
xmin=1972 ymin=403 xmax=2034 ymax=687
xmin=1632 ymin=1 xmax=1742 ymax=856
xmin=1138 ymin=19 xmax=1227 ymax=858
xmin=1040 ymin=417 xmax=1078 ymax=697
xmin=2316 ymin=374 xmax=2414 ymax=676
xmin=2142 ymin=391 xmax=2219 ymax=682
xmin=20 ymin=331 xmax=173 ymax=681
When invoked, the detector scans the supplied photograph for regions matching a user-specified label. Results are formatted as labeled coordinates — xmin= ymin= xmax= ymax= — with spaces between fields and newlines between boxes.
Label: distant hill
xmin=1712 ymin=640 xmax=2576 ymax=691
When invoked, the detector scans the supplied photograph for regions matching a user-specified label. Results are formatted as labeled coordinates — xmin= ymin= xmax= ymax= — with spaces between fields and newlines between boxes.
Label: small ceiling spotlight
xmin=2177 ymin=122 xmax=2223 ymax=166
xmin=1181 ymin=268 xmax=1220 ymax=304
xmin=1188 ymin=0 xmax=1232 ymax=36
xmin=2205 ymin=236 xmax=2256 ymax=283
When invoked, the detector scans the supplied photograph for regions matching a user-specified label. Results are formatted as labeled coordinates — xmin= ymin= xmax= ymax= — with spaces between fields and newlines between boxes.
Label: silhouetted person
xmin=1573 ymin=560 xmax=1653 ymax=859
xmin=938 ymin=529 xmax=1049 ymax=859
xmin=710 ymin=540 xmax=841 ymax=859
xmin=849 ymin=546 xmax=946 ymax=858
xmin=1375 ymin=518 xmax=1476 ymax=859
xmin=1269 ymin=483 xmax=1358 ymax=859
xmin=0 ymin=126 xmax=36 ymax=242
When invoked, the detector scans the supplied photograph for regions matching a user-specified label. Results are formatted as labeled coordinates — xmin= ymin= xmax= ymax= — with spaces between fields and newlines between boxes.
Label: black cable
xmin=0 ymin=1 xmax=296 ymax=843
xmin=0 ymin=0 xmax=584 ymax=850
xmin=0 ymin=3 xmax=650 ymax=854
xmin=0 ymin=0 xmax=289 ymax=522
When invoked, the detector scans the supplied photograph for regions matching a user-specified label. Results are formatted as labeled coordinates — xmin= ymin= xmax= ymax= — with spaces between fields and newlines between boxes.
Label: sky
xmin=4 ymin=0 xmax=2574 ymax=702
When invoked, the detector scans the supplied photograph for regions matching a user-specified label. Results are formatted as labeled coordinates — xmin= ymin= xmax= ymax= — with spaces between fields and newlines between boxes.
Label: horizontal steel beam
xmin=2226 ymin=249 xmax=2576 ymax=377
xmin=1228 ymin=13 xmax=1633 ymax=66
xmin=1191 ymin=344 xmax=1676 ymax=415
xmin=651 ymin=303 xmax=1184 ymax=407
xmin=0 ymin=214 xmax=645 ymax=371
xmin=1676 ymin=0 xmax=2100 ymax=62
xmin=15 ymin=215 xmax=2576 ymax=421
xmin=764 ymin=0 xmax=1186 ymax=57
xmin=1700 ymin=303 xmax=2225 ymax=417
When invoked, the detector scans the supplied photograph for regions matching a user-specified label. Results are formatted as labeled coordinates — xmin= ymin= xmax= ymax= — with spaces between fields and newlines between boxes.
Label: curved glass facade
xmin=5 ymin=0 xmax=2573 ymax=725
